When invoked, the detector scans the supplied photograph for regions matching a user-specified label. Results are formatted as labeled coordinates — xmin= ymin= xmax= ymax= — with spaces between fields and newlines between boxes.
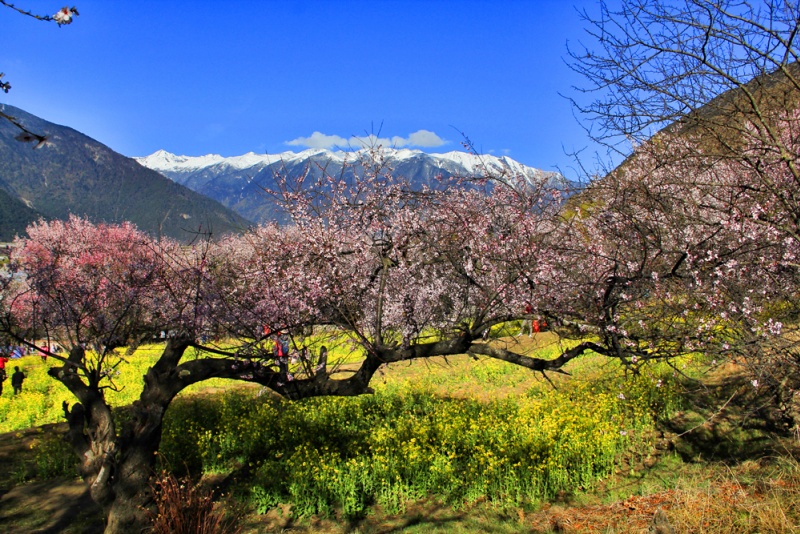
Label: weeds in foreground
xmin=146 ymin=471 xmax=240 ymax=534
xmin=522 ymin=455 xmax=800 ymax=533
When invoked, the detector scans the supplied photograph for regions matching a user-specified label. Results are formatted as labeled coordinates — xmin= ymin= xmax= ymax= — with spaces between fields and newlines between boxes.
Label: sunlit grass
xmin=156 ymin=360 xmax=681 ymax=519
xmin=1 ymin=328 xmax=689 ymax=523
xmin=0 ymin=344 xmax=252 ymax=433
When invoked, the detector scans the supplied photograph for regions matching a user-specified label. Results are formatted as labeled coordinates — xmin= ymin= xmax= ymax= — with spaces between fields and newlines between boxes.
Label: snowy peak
xmin=135 ymin=147 xmax=571 ymax=225
xmin=136 ymin=149 xmax=227 ymax=171
xmin=136 ymin=147 xmax=558 ymax=181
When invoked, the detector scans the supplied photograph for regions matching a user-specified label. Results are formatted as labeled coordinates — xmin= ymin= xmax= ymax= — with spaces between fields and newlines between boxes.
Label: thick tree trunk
xmin=102 ymin=339 xmax=191 ymax=533
xmin=104 ymin=492 xmax=151 ymax=534
xmin=64 ymin=396 xmax=165 ymax=534
xmin=103 ymin=447 xmax=158 ymax=534
xmin=53 ymin=341 xmax=192 ymax=534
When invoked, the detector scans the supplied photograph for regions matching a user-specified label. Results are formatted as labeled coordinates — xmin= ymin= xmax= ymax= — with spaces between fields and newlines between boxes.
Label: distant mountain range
xmin=0 ymin=104 xmax=571 ymax=242
xmin=137 ymin=148 xmax=571 ymax=224
xmin=0 ymin=105 xmax=250 ymax=241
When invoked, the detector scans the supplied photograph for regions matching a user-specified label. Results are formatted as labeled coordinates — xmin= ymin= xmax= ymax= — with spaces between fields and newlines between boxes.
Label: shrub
xmin=146 ymin=471 xmax=240 ymax=534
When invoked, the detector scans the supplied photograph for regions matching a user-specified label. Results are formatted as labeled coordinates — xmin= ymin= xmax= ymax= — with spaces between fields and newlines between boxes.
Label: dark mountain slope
xmin=0 ymin=187 xmax=42 ymax=241
xmin=0 ymin=105 xmax=251 ymax=241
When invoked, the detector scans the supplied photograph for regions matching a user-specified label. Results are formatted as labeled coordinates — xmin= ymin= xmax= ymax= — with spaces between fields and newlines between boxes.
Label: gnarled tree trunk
xmin=53 ymin=340 xmax=191 ymax=534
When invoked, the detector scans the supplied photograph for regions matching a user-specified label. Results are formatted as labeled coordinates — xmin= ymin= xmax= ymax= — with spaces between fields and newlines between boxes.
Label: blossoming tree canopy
xmin=2 ymin=104 xmax=799 ymax=534
xmin=8 ymin=217 xmax=161 ymax=367
xmin=564 ymin=0 xmax=800 ymax=366
xmin=1 ymin=130 xmax=797 ymax=532
xmin=543 ymin=109 xmax=800 ymax=372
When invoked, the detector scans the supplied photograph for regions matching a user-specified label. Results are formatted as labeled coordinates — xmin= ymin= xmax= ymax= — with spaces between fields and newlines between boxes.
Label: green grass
xmin=153 ymin=335 xmax=682 ymax=520
xmin=0 ymin=345 xmax=249 ymax=433
xmin=5 ymin=331 xmax=800 ymax=533
xmin=1 ymin=331 xmax=687 ymax=528
xmin=0 ymin=332 xmax=581 ymax=433
xmin=161 ymin=377 xmax=677 ymax=519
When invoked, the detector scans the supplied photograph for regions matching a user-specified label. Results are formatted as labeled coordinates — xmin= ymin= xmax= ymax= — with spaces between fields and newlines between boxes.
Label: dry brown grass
xmin=147 ymin=471 xmax=241 ymax=534
xmin=521 ymin=456 xmax=800 ymax=534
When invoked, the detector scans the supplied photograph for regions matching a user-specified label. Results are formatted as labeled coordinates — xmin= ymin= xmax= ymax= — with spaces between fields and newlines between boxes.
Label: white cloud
xmin=406 ymin=130 xmax=447 ymax=147
xmin=286 ymin=131 xmax=349 ymax=149
xmin=285 ymin=129 xmax=447 ymax=150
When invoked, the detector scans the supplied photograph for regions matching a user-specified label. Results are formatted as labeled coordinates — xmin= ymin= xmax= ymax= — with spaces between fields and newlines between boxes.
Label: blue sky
xmin=2 ymin=0 xmax=611 ymax=179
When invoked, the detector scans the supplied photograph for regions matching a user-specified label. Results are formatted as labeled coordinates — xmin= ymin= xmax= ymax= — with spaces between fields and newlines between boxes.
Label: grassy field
xmin=1 ymin=332 xmax=799 ymax=533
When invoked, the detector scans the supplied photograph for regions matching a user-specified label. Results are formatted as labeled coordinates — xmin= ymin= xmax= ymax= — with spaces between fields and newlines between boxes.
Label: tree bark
xmin=102 ymin=443 xmax=159 ymax=534
xmin=53 ymin=340 xmax=193 ymax=534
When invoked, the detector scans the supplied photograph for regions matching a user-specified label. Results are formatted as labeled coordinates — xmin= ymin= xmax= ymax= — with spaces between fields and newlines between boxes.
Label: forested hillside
xmin=0 ymin=105 xmax=251 ymax=241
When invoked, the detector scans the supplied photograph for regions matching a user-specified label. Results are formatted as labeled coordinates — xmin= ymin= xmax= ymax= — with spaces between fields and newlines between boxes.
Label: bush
xmin=146 ymin=471 xmax=240 ymax=534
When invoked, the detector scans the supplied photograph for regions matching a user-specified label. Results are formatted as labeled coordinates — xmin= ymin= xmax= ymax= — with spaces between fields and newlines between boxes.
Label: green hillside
xmin=0 ymin=105 xmax=251 ymax=241
xmin=0 ymin=187 xmax=42 ymax=241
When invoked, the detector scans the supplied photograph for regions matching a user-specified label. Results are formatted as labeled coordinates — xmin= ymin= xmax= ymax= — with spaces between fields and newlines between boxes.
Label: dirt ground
xmin=0 ymin=424 xmax=104 ymax=533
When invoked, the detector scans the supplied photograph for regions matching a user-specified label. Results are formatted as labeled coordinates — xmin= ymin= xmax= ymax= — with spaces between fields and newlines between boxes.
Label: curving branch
xmin=0 ymin=2 xmax=78 ymax=24
xmin=1 ymin=2 xmax=78 ymax=144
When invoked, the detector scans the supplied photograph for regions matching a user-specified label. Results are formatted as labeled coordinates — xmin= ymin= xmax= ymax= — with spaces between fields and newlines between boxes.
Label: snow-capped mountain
xmin=136 ymin=148 xmax=571 ymax=224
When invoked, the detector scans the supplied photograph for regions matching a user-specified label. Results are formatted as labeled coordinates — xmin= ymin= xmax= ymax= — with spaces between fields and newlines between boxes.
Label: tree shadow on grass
xmin=0 ymin=478 xmax=104 ymax=534
xmin=663 ymin=368 xmax=795 ymax=463
xmin=347 ymin=502 xmax=540 ymax=534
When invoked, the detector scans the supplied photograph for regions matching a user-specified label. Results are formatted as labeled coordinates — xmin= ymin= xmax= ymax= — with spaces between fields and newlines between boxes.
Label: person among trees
xmin=0 ymin=353 xmax=9 ymax=395
xmin=532 ymin=317 xmax=547 ymax=334
xmin=11 ymin=366 xmax=25 ymax=395
xmin=518 ymin=303 xmax=534 ymax=337
xmin=297 ymin=346 xmax=310 ymax=375
xmin=274 ymin=332 xmax=292 ymax=382
xmin=316 ymin=346 xmax=329 ymax=376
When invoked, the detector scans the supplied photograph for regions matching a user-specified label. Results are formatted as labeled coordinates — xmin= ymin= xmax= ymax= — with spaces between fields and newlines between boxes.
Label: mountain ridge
xmin=137 ymin=148 xmax=571 ymax=224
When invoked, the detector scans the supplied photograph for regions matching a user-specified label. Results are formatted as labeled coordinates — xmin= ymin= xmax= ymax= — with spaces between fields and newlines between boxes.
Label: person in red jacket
xmin=0 ymin=354 xmax=9 ymax=396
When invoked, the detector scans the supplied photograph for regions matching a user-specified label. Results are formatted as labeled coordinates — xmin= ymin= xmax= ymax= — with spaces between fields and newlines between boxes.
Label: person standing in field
xmin=274 ymin=333 xmax=293 ymax=382
xmin=518 ymin=303 xmax=534 ymax=337
xmin=316 ymin=346 xmax=328 ymax=375
xmin=0 ymin=354 xmax=9 ymax=396
xmin=11 ymin=366 xmax=25 ymax=395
